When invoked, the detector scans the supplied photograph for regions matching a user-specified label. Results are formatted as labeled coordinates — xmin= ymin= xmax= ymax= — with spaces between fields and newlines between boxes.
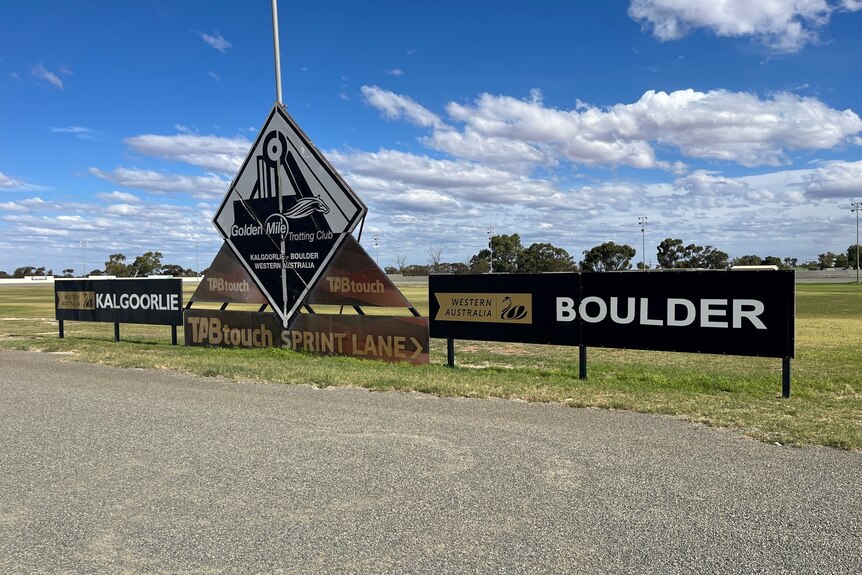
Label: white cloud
xmin=105 ymin=204 xmax=141 ymax=216
xmin=198 ymin=30 xmax=231 ymax=52
xmin=89 ymin=167 xmax=230 ymax=198
xmin=361 ymin=85 xmax=443 ymax=128
xmin=123 ymin=133 xmax=251 ymax=173
xmin=0 ymin=171 xmax=45 ymax=191
xmin=331 ymin=149 xmax=524 ymax=191
xmin=95 ymin=191 xmax=141 ymax=203
xmin=30 ymin=64 xmax=64 ymax=89
xmin=51 ymin=126 xmax=95 ymax=140
xmin=0 ymin=171 xmax=21 ymax=189
xmin=51 ymin=126 xmax=92 ymax=134
xmin=20 ymin=225 xmax=68 ymax=237
xmin=375 ymin=189 xmax=463 ymax=214
xmin=0 ymin=201 xmax=27 ymax=212
xmin=628 ymin=0 xmax=833 ymax=52
xmin=371 ymin=87 xmax=862 ymax=169
xmin=802 ymin=160 xmax=862 ymax=197
xmin=386 ymin=68 xmax=404 ymax=76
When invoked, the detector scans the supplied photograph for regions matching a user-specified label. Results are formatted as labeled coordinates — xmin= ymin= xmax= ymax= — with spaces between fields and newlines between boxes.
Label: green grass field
xmin=0 ymin=282 xmax=859 ymax=450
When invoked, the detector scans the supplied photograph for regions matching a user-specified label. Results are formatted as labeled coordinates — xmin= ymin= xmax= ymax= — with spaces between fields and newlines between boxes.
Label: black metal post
xmin=171 ymin=325 xmax=178 ymax=346
xmin=782 ymin=358 xmax=791 ymax=398
xmin=447 ymin=338 xmax=455 ymax=368
xmin=58 ymin=320 xmax=64 ymax=339
xmin=114 ymin=322 xmax=120 ymax=342
xmin=579 ymin=345 xmax=587 ymax=379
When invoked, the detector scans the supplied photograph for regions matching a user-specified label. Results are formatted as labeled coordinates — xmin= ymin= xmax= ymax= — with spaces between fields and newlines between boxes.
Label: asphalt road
xmin=0 ymin=351 xmax=859 ymax=575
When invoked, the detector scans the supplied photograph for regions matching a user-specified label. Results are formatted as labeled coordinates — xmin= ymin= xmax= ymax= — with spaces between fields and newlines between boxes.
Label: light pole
xmin=852 ymin=202 xmax=861 ymax=283
xmin=80 ymin=240 xmax=88 ymax=277
xmin=486 ymin=226 xmax=495 ymax=273
xmin=193 ymin=240 xmax=200 ymax=276
xmin=638 ymin=216 xmax=648 ymax=271
xmin=373 ymin=234 xmax=380 ymax=265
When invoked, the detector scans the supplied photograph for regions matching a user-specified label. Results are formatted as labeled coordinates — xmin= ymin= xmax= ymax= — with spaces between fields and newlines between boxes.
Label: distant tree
xmin=104 ymin=253 xmax=130 ymax=276
xmin=428 ymin=247 xmax=443 ymax=274
xmin=13 ymin=266 xmax=50 ymax=277
xmin=656 ymin=238 xmax=686 ymax=269
xmin=802 ymin=260 xmax=819 ymax=271
xmin=451 ymin=262 xmax=470 ymax=275
xmin=699 ymin=246 xmax=730 ymax=269
xmin=683 ymin=244 xmax=729 ymax=269
xmin=817 ymin=252 xmax=836 ymax=270
xmin=516 ymin=242 xmax=576 ymax=273
xmin=384 ymin=266 xmax=398 ymax=274
xmin=784 ymin=257 xmax=799 ymax=268
xmin=0 ymin=270 xmax=9 ymax=278
xmin=130 ymin=251 xmax=163 ymax=276
xmin=762 ymin=256 xmax=784 ymax=268
xmin=436 ymin=262 xmax=470 ymax=275
xmin=62 ymin=268 xmax=75 ymax=278
xmin=402 ymin=264 xmax=430 ymax=276
xmin=13 ymin=266 xmax=36 ymax=278
xmin=847 ymin=245 xmax=861 ymax=270
xmin=835 ymin=254 xmax=849 ymax=269
xmin=732 ymin=255 xmax=763 ymax=267
xmin=468 ymin=249 xmax=491 ymax=274
xmin=656 ymin=238 xmax=729 ymax=269
xmin=88 ymin=269 xmax=104 ymax=276
xmin=160 ymin=264 xmax=195 ymax=277
xmin=490 ymin=234 xmax=522 ymax=273
xmin=581 ymin=241 xmax=636 ymax=272
xmin=394 ymin=254 xmax=407 ymax=273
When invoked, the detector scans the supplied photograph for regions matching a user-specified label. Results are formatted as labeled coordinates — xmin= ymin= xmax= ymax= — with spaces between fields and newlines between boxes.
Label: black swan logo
xmin=500 ymin=296 xmax=528 ymax=321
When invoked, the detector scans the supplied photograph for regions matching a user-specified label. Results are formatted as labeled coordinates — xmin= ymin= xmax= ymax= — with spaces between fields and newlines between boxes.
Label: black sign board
xmin=430 ymin=271 xmax=794 ymax=359
xmin=212 ymin=104 xmax=367 ymax=326
xmin=430 ymin=273 xmax=580 ymax=345
xmin=55 ymin=279 xmax=183 ymax=326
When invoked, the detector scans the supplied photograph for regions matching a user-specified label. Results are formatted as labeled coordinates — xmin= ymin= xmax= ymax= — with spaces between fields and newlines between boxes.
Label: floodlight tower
xmin=373 ymin=234 xmax=380 ymax=265
xmin=80 ymin=240 xmax=88 ymax=277
xmin=486 ymin=226 xmax=495 ymax=273
xmin=193 ymin=240 xmax=200 ymax=277
xmin=852 ymin=202 xmax=862 ymax=283
xmin=638 ymin=216 xmax=648 ymax=271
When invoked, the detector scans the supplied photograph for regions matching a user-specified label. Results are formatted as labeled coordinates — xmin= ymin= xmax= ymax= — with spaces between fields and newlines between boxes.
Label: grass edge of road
xmin=0 ymin=282 xmax=860 ymax=451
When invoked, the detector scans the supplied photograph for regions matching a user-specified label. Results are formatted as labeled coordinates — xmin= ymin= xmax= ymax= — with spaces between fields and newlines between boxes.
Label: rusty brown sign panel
xmin=184 ymin=308 xmax=429 ymax=365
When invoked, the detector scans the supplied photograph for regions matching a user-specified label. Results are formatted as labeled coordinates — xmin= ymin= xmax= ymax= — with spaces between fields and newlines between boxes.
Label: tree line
xmin=0 ymin=251 xmax=197 ymax=279
xmin=384 ymin=235 xmax=862 ymax=275
xmin=3 ymin=241 xmax=859 ymax=279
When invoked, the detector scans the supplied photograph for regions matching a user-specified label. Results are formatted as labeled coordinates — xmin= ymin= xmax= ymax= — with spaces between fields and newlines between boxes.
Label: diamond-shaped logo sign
xmin=213 ymin=103 xmax=367 ymax=326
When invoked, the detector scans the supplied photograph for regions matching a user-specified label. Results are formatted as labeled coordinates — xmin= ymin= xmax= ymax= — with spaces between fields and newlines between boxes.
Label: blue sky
xmin=2 ymin=0 xmax=862 ymax=274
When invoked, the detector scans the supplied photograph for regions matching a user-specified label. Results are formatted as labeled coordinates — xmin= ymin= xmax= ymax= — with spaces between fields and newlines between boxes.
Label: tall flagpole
xmin=272 ymin=0 xmax=288 ymax=324
xmin=271 ymin=0 xmax=283 ymax=105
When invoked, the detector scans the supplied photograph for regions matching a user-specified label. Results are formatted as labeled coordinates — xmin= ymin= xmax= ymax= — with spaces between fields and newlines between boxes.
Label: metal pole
xmin=638 ymin=216 xmax=647 ymax=271
xmin=374 ymin=234 xmax=379 ymax=265
xmin=782 ymin=358 xmax=791 ymax=398
xmin=193 ymin=241 xmax=200 ymax=277
xmin=447 ymin=338 xmax=455 ymax=368
xmin=579 ymin=345 xmax=587 ymax=379
xmin=80 ymin=240 xmax=88 ymax=277
xmin=853 ymin=202 xmax=861 ymax=283
xmin=487 ymin=226 xmax=495 ymax=273
xmin=271 ymin=0 xmax=283 ymax=105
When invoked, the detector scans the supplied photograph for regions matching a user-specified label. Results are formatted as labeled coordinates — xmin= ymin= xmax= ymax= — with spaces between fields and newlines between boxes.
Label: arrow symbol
xmin=410 ymin=337 xmax=424 ymax=360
